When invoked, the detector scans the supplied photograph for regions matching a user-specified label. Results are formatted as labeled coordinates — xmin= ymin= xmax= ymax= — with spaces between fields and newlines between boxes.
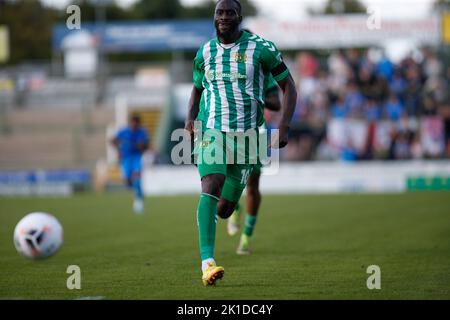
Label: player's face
xmin=130 ymin=119 xmax=140 ymax=131
xmin=214 ymin=0 xmax=241 ymax=38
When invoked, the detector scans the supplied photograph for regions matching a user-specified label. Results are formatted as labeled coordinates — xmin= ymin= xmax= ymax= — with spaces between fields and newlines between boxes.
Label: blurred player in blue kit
xmin=111 ymin=114 xmax=149 ymax=214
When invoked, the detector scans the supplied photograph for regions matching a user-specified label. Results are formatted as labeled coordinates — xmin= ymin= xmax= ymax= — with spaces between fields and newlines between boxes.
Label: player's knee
xmin=217 ymin=199 xmax=235 ymax=219
xmin=126 ymin=178 xmax=133 ymax=187
xmin=201 ymin=174 xmax=225 ymax=197
xmin=131 ymin=171 xmax=141 ymax=180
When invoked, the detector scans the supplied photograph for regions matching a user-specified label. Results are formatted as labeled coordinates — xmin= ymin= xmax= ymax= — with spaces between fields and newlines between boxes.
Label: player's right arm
xmin=185 ymin=86 xmax=203 ymax=136
xmin=110 ymin=135 xmax=119 ymax=150
xmin=185 ymin=47 xmax=205 ymax=137
xmin=110 ymin=130 xmax=122 ymax=160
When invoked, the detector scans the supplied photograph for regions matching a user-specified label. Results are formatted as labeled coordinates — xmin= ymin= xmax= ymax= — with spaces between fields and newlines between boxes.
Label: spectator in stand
xmin=331 ymin=95 xmax=348 ymax=119
xmin=365 ymin=99 xmax=381 ymax=122
xmin=404 ymin=63 xmax=424 ymax=117
xmin=363 ymin=99 xmax=381 ymax=159
xmin=389 ymin=68 xmax=407 ymax=103
xmin=422 ymin=48 xmax=443 ymax=79
xmin=384 ymin=94 xmax=405 ymax=122
xmin=282 ymin=47 xmax=449 ymax=161
xmin=345 ymin=48 xmax=361 ymax=81
xmin=327 ymin=51 xmax=350 ymax=95
xmin=345 ymin=81 xmax=365 ymax=118
xmin=421 ymin=95 xmax=438 ymax=116
xmin=441 ymin=99 xmax=450 ymax=158
xmin=376 ymin=52 xmax=395 ymax=82
xmin=391 ymin=131 xmax=413 ymax=160
xmin=357 ymin=64 xmax=378 ymax=100
xmin=297 ymin=52 xmax=319 ymax=100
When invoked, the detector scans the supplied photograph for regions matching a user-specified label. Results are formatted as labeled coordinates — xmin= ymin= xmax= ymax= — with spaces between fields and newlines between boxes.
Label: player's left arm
xmin=275 ymin=73 xmax=297 ymax=148
xmin=264 ymin=87 xmax=281 ymax=112
xmin=263 ymin=75 xmax=281 ymax=111
xmin=261 ymin=40 xmax=297 ymax=148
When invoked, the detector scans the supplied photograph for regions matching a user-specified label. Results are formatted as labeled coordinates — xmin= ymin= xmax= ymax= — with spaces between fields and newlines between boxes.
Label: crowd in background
xmin=265 ymin=48 xmax=450 ymax=161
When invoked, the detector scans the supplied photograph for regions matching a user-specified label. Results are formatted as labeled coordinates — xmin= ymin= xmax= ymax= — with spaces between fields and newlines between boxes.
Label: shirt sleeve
xmin=115 ymin=129 xmax=124 ymax=141
xmin=260 ymin=40 xmax=289 ymax=82
xmin=193 ymin=47 xmax=205 ymax=90
xmin=264 ymin=74 xmax=279 ymax=94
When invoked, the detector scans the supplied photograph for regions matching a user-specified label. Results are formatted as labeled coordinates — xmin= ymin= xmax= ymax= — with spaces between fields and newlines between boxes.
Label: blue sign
xmin=53 ymin=20 xmax=215 ymax=52
xmin=0 ymin=170 xmax=91 ymax=185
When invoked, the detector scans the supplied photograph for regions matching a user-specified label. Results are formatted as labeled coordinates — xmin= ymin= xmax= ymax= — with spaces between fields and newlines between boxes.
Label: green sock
xmin=197 ymin=193 xmax=219 ymax=261
xmin=243 ymin=214 xmax=257 ymax=237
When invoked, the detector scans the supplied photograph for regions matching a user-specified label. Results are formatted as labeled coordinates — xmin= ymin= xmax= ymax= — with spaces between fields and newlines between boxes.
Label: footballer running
xmin=111 ymin=114 xmax=149 ymax=214
xmin=185 ymin=0 xmax=297 ymax=285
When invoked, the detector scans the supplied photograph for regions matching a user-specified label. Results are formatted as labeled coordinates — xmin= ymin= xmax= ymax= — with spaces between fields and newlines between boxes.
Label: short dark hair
xmin=217 ymin=0 xmax=242 ymax=15
xmin=130 ymin=114 xmax=141 ymax=123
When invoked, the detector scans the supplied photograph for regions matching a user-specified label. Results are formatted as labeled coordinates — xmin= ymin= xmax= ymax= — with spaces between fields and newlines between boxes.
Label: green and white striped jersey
xmin=193 ymin=30 xmax=288 ymax=132
xmin=197 ymin=71 xmax=279 ymax=128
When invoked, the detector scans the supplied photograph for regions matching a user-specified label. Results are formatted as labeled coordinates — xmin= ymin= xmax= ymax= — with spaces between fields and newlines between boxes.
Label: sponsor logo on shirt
xmin=207 ymin=70 xmax=247 ymax=82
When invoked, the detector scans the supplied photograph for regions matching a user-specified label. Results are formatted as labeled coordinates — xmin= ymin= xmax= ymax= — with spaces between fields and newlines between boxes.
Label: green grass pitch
xmin=1 ymin=192 xmax=449 ymax=299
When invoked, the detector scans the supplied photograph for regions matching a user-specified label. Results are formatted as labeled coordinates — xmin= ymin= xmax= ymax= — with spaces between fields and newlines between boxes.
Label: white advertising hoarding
xmin=142 ymin=161 xmax=450 ymax=195
xmin=244 ymin=15 xmax=441 ymax=49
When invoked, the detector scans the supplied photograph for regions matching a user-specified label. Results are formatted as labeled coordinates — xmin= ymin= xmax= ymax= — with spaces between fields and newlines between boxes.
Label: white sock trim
xmin=201 ymin=192 xmax=220 ymax=201
xmin=202 ymin=258 xmax=216 ymax=272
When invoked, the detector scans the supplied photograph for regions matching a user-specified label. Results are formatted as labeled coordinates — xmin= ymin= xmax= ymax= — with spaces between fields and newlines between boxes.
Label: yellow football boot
xmin=202 ymin=262 xmax=225 ymax=286
xmin=236 ymin=234 xmax=251 ymax=255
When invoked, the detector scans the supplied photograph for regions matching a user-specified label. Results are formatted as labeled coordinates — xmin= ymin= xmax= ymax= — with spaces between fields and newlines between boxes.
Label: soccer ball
xmin=13 ymin=212 xmax=63 ymax=259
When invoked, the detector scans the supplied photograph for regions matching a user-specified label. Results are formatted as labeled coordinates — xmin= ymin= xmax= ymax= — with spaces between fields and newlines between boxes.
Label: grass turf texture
xmin=0 ymin=192 xmax=449 ymax=299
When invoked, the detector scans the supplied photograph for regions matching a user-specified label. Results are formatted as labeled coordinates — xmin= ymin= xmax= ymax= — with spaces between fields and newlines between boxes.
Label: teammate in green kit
xmin=227 ymin=65 xmax=281 ymax=256
xmin=185 ymin=0 xmax=297 ymax=286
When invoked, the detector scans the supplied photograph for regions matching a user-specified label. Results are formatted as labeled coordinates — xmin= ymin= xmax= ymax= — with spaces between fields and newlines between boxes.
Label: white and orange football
xmin=13 ymin=212 xmax=63 ymax=259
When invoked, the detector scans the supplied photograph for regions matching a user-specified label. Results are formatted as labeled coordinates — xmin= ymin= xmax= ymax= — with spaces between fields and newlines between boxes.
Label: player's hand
xmin=278 ymin=125 xmax=290 ymax=148
xmin=270 ymin=125 xmax=289 ymax=149
xmin=136 ymin=142 xmax=147 ymax=152
xmin=184 ymin=120 xmax=196 ymax=140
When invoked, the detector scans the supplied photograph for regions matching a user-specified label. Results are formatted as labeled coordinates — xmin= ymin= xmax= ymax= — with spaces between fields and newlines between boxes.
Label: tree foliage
xmin=433 ymin=0 xmax=450 ymax=11
xmin=309 ymin=0 xmax=366 ymax=15
xmin=0 ymin=0 xmax=258 ymax=64
xmin=0 ymin=0 xmax=59 ymax=64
